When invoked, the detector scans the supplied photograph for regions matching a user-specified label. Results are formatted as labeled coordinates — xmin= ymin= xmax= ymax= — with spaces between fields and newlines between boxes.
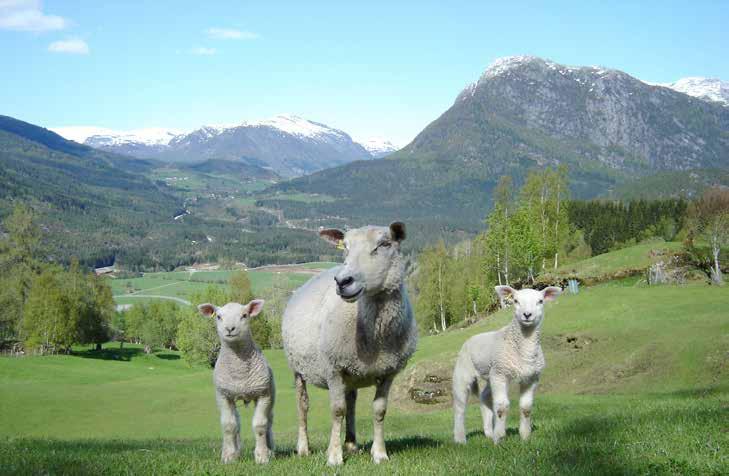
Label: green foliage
xmin=176 ymin=286 xmax=226 ymax=367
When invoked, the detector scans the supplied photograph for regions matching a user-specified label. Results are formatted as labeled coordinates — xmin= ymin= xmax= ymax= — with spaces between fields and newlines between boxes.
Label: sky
xmin=1 ymin=1 xmax=728 ymax=145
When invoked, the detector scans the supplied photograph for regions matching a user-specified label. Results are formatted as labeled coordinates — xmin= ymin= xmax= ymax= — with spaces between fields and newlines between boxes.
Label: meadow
xmin=110 ymin=263 xmax=337 ymax=306
xmin=1 ymin=280 xmax=727 ymax=475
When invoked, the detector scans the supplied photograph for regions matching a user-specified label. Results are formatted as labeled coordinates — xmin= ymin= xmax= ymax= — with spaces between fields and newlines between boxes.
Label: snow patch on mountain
xmin=240 ymin=114 xmax=350 ymax=141
xmin=662 ymin=77 xmax=729 ymax=106
xmin=356 ymin=137 xmax=399 ymax=158
xmin=52 ymin=126 xmax=183 ymax=145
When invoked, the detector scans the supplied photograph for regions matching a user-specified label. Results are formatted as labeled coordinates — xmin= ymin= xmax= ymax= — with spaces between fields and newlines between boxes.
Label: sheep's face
xmin=320 ymin=222 xmax=406 ymax=302
xmin=495 ymin=286 xmax=561 ymax=328
xmin=197 ymin=300 xmax=264 ymax=344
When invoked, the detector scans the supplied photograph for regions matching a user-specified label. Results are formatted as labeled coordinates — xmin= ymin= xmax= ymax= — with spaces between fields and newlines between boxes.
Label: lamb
xmin=452 ymin=285 xmax=562 ymax=445
xmin=197 ymin=299 xmax=275 ymax=464
xmin=282 ymin=222 xmax=418 ymax=466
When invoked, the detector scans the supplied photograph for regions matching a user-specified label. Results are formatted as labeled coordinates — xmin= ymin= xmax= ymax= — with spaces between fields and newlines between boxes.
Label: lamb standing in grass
xmin=452 ymin=286 xmax=562 ymax=444
xmin=282 ymin=222 xmax=417 ymax=466
xmin=197 ymin=299 xmax=275 ymax=464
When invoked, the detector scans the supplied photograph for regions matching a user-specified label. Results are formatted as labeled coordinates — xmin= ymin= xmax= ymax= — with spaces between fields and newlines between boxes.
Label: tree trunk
xmin=438 ymin=262 xmax=446 ymax=332
xmin=95 ymin=343 xmax=102 ymax=351
xmin=144 ymin=344 xmax=151 ymax=354
xmin=712 ymin=245 xmax=723 ymax=284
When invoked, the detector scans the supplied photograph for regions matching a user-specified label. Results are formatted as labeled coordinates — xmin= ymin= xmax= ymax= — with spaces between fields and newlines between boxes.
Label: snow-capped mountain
xmin=52 ymin=114 xmax=377 ymax=177
xmin=50 ymin=126 xmax=183 ymax=158
xmin=356 ymin=137 xmax=400 ymax=158
xmin=662 ymin=77 xmax=729 ymax=107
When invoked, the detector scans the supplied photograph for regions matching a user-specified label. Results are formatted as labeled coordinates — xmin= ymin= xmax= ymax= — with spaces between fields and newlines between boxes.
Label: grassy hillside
xmin=1 ymin=282 xmax=726 ymax=474
xmin=538 ymin=240 xmax=684 ymax=284
xmin=110 ymin=263 xmax=338 ymax=306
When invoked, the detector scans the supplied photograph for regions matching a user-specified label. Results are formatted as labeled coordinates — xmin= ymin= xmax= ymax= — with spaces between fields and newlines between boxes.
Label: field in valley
xmin=2 ymin=276 xmax=727 ymax=474
xmin=110 ymin=262 xmax=337 ymax=306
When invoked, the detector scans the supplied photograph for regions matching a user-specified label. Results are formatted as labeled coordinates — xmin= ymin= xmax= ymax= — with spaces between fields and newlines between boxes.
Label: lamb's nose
xmin=335 ymin=276 xmax=354 ymax=289
xmin=225 ymin=326 xmax=236 ymax=333
xmin=523 ymin=312 xmax=532 ymax=319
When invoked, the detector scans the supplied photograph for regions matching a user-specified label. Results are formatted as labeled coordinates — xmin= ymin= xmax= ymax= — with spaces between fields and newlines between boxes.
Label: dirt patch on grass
xmin=391 ymin=359 xmax=454 ymax=411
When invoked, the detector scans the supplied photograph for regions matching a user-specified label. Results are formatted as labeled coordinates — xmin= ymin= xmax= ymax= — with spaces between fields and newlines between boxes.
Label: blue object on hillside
xmin=568 ymin=279 xmax=579 ymax=294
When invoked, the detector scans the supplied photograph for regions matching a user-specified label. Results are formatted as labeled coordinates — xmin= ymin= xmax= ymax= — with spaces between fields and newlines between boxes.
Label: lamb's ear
xmin=198 ymin=303 xmax=217 ymax=318
xmin=246 ymin=299 xmax=265 ymax=317
xmin=319 ymin=228 xmax=345 ymax=246
xmin=494 ymin=285 xmax=516 ymax=300
xmin=542 ymin=286 xmax=562 ymax=302
xmin=389 ymin=222 xmax=406 ymax=242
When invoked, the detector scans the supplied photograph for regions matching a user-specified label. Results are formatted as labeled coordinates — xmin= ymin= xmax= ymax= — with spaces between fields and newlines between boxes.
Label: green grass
xmin=1 ymin=282 xmax=727 ymax=474
xmin=542 ymin=240 xmax=683 ymax=283
xmin=110 ymin=263 xmax=338 ymax=306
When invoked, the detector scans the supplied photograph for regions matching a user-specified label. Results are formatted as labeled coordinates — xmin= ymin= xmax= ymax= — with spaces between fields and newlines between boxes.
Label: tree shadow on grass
xmin=72 ymin=347 xmax=145 ymax=362
xmin=154 ymin=352 xmax=180 ymax=361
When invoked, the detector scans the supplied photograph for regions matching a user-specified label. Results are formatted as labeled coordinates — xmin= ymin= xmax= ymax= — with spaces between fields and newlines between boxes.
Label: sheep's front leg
xmin=490 ymin=374 xmax=509 ymax=445
xmin=294 ymin=373 xmax=310 ymax=456
xmin=216 ymin=391 xmax=240 ymax=463
xmin=326 ymin=374 xmax=346 ymax=466
xmin=252 ymin=395 xmax=273 ymax=464
xmin=344 ymin=388 xmax=358 ymax=453
xmin=478 ymin=380 xmax=494 ymax=439
xmin=519 ymin=378 xmax=538 ymax=441
xmin=371 ymin=376 xmax=394 ymax=464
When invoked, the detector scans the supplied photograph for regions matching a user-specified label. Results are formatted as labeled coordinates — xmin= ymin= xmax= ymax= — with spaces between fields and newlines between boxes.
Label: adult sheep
xmin=282 ymin=222 xmax=417 ymax=466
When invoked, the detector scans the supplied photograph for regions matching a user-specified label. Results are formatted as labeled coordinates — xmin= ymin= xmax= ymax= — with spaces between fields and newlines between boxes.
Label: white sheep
xmin=282 ymin=223 xmax=418 ymax=466
xmin=197 ymin=299 xmax=275 ymax=464
xmin=452 ymin=285 xmax=562 ymax=444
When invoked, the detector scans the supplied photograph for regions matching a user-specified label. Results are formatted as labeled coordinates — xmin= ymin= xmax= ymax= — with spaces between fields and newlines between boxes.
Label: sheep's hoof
xmin=344 ymin=441 xmax=359 ymax=453
xmin=454 ymin=434 xmax=467 ymax=444
xmin=221 ymin=450 xmax=239 ymax=464
xmin=371 ymin=449 xmax=389 ymax=464
xmin=327 ymin=448 xmax=343 ymax=466
xmin=492 ymin=434 xmax=504 ymax=445
xmin=296 ymin=445 xmax=309 ymax=457
xmin=254 ymin=448 xmax=271 ymax=464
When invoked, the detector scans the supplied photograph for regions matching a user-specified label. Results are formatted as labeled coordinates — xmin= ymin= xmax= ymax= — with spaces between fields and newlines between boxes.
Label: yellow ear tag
xmin=337 ymin=239 xmax=345 ymax=250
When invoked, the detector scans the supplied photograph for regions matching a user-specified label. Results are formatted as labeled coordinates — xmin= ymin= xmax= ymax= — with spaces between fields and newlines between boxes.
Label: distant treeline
xmin=569 ymin=198 xmax=688 ymax=255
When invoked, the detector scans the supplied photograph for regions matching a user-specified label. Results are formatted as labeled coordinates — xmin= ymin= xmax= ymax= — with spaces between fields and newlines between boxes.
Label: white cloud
xmin=0 ymin=0 xmax=67 ymax=32
xmin=206 ymin=27 xmax=259 ymax=40
xmin=48 ymin=38 xmax=89 ymax=55
xmin=190 ymin=46 xmax=216 ymax=56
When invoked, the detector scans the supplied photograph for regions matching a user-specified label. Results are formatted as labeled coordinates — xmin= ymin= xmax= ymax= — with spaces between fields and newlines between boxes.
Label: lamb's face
xmin=495 ymin=286 xmax=562 ymax=328
xmin=197 ymin=300 xmax=264 ymax=344
xmin=320 ymin=222 xmax=406 ymax=302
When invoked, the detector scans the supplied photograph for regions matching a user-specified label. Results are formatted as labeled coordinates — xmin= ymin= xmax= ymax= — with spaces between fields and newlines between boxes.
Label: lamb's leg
xmin=519 ymin=378 xmax=538 ymax=441
xmin=490 ymin=374 xmax=509 ymax=445
xmin=326 ymin=374 xmax=346 ymax=466
xmin=371 ymin=376 xmax=394 ymax=464
xmin=252 ymin=395 xmax=273 ymax=464
xmin=294 ymin=373 xmax=310 ymax=456
xmin=266 ymin=378 xmax=276 ymax=451
xmin=452 ymin=373 xmax=471 ymax=444
xmin=479 ymin=380 xmax=494 ymax=439
xmin=216 ymin=391 xmax=240 ymax=463
xmin=344 ymin=388 xmax=358 ymax=453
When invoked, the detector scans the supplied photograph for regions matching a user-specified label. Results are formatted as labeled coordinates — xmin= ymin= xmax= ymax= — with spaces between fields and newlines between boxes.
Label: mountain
xmin=662 ymin=78 xmax=729 ymax=107
xmin=54 ymin=115 xmax=375 ymax=178
xmin=356 ymin=137 xmax=400 ymax=158
xmin=183 ymin=158 xmax=278 ymax=180
xmin=260 ymin=56 xmax=729 ymax=232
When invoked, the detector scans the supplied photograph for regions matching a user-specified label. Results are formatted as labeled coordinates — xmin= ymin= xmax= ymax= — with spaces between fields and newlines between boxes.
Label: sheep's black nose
xmin=523 ymin=312 xmax=532 ymax=319
xmin=225 ymin=326 xmax=236 ymax=333
xmin=335 ymin=276 xmax=354 ymax=289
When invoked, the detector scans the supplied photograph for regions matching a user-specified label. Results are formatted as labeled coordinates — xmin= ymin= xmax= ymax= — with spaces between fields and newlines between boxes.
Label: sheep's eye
xmin=215 ymin=315 xmax=221 ymax=321
xmin=538 ymin=299 xmax=544 ymax=304
xmin=241 ymin=313 xmax=248 ymax=320
xmin=513 ymin=299 xmax=519 ymax=305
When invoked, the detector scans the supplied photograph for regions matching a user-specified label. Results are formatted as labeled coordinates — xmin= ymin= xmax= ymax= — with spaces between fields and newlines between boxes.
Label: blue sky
xmin=1 ymin=1 xmax=728 ymax=145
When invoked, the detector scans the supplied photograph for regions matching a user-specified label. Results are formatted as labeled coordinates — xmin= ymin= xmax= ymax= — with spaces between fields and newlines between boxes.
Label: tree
xmin=414 ymin=241 xmax=452 ymax=332
xmin=229 ymin=270 xmax=271 ymax=348
xmin=690 ymin=188 xmax=729 ymax=284
xmin=22 ymin=267 xmax=78 ymax=353
xmin=177 ymin=286 xmax=227 ymax=367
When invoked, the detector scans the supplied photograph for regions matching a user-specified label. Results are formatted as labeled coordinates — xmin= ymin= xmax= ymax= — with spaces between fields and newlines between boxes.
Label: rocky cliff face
xmin=408 ymin=56 xmax=729 ymax=173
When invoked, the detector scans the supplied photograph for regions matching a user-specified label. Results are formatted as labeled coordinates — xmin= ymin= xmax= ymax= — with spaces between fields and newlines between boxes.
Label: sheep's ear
xmin=494 ymin=286 xmax=516 ymax=300
xmin=542 ymin=286 xmax=562 ymax=302
xmin=198 ymin=303 xmax=217 ymax=318
xmin=319 ymin=228 xmax=345 ymax=247
xmin=246 ymin=299 xmax=265 ymax=317
xmin=389 ymin=222 xmax=406 ymax=242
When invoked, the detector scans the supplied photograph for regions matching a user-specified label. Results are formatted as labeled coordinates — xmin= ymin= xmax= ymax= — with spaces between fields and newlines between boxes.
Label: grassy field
xmin=540 ymin=240 xmax=684 ymax=283
xmin=1 ymin=282 xmax=727 ymax=474
xmin=110 ymin=263 xmax=338 ymax=306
